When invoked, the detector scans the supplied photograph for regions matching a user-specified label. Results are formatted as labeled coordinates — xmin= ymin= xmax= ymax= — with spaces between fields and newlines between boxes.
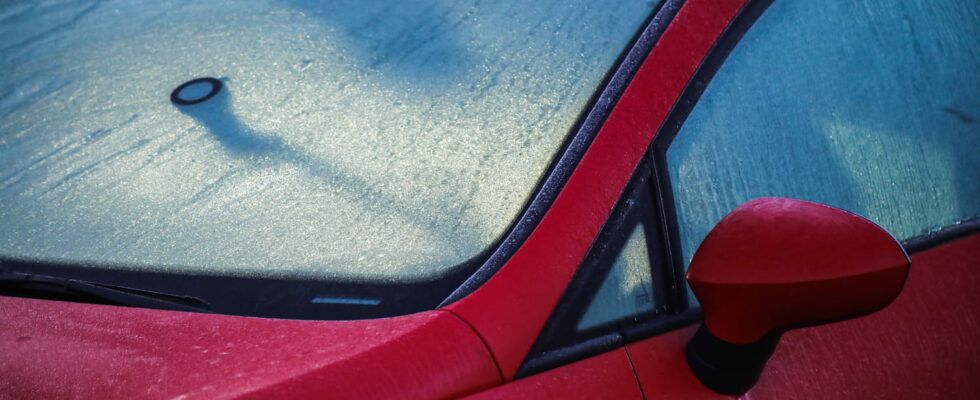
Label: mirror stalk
xmin=686 ymin=325 xmax=780 ymax=395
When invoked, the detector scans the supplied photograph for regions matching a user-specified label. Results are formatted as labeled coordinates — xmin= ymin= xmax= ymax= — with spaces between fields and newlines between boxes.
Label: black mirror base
xmin=685 ymin=325 xmax=781 ymax=395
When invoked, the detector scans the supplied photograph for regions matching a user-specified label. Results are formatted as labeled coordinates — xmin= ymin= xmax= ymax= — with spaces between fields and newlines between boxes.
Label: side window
xmin=577 ymin=223 xmax=656 ymax=331
xmin=519 ymin=160 xmax=689 ymax=376
xmin=667 ymin=0 xmax=980 ymax=266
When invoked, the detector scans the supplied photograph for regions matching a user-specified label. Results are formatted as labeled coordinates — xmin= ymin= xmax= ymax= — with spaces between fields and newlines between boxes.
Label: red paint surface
xmin=461 ymin=349 xmax=643 ymax=400
xmin=630 ymin=233 xmax=980 ymax=399
xmin=444 ymin=0 xmax=749 ymax=380
xmin=749 ymin=233 xmax=980 ymax=399
xmin=0 ymin=300 xmax=499 ymax=400
xmin=687 ymin=198 xmax=910 ymax=344
xmin=627 ymin=325 xmax=734 ymax=400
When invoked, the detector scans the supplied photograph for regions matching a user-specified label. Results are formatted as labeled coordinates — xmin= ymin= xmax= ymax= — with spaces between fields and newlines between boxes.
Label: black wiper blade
xmin=0 ymin=270 xmax=212 ymax=313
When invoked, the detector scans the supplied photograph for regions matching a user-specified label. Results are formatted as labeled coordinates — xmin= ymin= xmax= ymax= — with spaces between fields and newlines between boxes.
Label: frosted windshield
xmin=0 ymin=0 xmax=657 ymax=281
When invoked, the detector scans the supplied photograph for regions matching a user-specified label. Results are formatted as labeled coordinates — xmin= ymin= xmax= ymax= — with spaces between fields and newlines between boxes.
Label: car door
xmin=627 ymin=0 xmax=980 ymax=398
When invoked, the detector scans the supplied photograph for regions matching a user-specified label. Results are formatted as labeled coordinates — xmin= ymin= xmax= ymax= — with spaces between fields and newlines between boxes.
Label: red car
xmin=2 ymin=0 xmax=978 ymax=398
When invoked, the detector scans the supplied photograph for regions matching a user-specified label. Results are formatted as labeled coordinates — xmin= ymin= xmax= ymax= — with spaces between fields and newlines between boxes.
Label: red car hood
xmin=0 ymin=296 xmax=500 ymax=400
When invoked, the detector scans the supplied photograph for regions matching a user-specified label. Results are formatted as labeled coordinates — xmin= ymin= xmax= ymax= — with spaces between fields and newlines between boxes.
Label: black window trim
xmin=901 ymin=218 xmax=980 ymax=254
xmin=517 ymin=154 xmax=700 ymax=378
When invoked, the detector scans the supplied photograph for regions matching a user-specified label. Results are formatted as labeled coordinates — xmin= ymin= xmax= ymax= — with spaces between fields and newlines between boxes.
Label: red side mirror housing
xmin=685 ymin=197 xmax=910 ymax=394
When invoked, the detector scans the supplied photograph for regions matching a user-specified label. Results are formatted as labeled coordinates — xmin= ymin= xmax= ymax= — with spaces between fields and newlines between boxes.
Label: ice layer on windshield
xmin=0 ymin=0 xmax=657 ymax=281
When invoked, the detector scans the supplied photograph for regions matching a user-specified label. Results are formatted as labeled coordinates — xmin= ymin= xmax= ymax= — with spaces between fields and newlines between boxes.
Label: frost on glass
xmin=578 ymin=224 xmax=656 ymax=331
xmin=0 ymin=0 xmax=657 ymax=281
xmin=667 ymin=0 xmax=980 ymax=267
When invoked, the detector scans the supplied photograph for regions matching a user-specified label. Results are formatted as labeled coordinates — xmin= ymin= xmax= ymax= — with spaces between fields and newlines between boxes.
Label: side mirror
xmin=685 ymin=197 xmax=909 ymax=394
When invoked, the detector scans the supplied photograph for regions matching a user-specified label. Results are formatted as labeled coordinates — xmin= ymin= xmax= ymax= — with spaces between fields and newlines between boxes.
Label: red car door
xmin=625 ymin=0 xmax=980 ymax=398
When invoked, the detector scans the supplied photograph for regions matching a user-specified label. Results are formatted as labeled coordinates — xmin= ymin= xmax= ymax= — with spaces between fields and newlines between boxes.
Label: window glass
xmin=0 ymin=0 xmax=658 ymax=281
xmin=577 ymin=223 xmax=656 ymax=331
xmin=667 ymin=0 xmax=980 ymax=266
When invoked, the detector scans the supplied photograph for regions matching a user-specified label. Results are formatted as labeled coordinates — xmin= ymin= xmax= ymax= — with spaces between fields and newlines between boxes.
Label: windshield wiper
xmin=0 ymin=270 xmax=212 ymax=313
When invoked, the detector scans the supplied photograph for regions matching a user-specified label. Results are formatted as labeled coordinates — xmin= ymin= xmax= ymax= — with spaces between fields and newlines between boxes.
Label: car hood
xmin=0 ymin=296 xmax=500 ymax=399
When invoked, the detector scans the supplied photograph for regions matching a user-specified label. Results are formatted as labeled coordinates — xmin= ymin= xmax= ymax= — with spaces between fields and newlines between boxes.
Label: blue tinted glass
xmin=668 ymin=0 xmax=980 ymax=266
xmin=577 ymin=223 xmax=657 ymax=331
